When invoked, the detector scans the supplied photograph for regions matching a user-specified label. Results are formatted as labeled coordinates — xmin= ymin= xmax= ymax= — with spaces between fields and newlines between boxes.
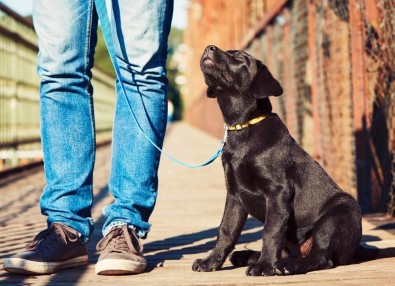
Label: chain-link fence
xmin=362 ymin=0 xmax=395 ymax=215
xmin=185 ymin=0 xmax=395 ymax=214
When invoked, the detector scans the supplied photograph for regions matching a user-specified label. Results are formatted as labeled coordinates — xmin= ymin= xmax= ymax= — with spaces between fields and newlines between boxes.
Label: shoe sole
xmin=3 ymin=255 xmax=88 ymax=275
xmin=95 ymin=258 xmax=147 ymax=275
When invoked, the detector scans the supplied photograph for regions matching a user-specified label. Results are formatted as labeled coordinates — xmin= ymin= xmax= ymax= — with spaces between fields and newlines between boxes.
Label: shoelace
xmin=26 ymin=224 xmax=79 ymax=251
xmin=96 ymin=224 xmax=143 ymax=254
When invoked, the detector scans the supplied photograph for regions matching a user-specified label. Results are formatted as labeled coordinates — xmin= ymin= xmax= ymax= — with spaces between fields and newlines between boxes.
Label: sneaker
xmin=95 ymin=224 xmax=147 ymax=275
xmin=3 ymin=223 xmax=88 ymax=274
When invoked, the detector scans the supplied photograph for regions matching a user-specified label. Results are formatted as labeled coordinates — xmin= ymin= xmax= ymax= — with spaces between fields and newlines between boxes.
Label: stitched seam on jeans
xmin=151 ymin=0 xmax=171 ymax=154
xmin=86 ymin=1 xmax=96 ymax=236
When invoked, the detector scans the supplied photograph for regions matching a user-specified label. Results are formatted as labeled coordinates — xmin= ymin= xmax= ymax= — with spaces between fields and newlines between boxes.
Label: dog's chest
xmin=236 ymin=189 xmax=266 ymax=221
xmin=223 ymin=155 xmax=268 ymax=221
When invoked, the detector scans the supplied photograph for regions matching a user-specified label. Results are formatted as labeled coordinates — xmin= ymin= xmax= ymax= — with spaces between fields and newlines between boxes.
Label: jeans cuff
xmin=103 ymin=220 xmax=147 ymax=238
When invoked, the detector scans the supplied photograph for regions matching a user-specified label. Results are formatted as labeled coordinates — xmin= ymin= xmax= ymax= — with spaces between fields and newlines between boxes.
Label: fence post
xmin=349 ymin=0 xmax=371 ymax=210
xmin=10 ymin=38 xmax=18 ymax=166
xmin=307 ymin=0 xmax=322 ymax=164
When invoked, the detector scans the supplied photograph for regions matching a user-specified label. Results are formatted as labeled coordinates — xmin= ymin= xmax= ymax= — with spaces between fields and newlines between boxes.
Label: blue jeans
xmin=32 ymin=0 xmax=173 ymax=240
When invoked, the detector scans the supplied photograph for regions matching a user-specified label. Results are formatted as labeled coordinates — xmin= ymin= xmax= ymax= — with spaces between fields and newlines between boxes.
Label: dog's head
xmin=200 ymin=45 xmax=283 ymax=123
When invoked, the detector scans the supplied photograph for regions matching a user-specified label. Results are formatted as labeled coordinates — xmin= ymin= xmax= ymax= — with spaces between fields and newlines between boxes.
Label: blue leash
xmin=94 ymin=0 xmax=226 ymax=168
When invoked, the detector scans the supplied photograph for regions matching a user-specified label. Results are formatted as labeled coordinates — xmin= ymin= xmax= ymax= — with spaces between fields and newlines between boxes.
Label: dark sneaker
xmin=3 ymin=223 xmax=88 ymax=274
xmin=95 ymin=224 xmax=147 ymax=275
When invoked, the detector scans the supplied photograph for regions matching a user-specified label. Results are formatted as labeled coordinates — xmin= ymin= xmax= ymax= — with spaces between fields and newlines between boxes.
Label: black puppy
xmin=192 ymin=45 xmax=362 ymax=276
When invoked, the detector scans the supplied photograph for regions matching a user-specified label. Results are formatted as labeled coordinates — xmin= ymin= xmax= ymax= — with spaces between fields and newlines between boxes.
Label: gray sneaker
xmin=95 ymin=224 xmax=147 ymax=275
xmin=3 ymin=223 xmax=88 ymax=274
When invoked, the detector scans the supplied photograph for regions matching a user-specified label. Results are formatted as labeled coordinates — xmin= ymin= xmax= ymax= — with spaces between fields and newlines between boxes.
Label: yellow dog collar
xmin=227 ymin=115 xmax=266 ymax=131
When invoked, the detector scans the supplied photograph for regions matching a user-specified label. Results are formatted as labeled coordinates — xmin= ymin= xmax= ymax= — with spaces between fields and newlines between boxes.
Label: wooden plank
xmin=1 ymin=123 xmax=395 ymax=285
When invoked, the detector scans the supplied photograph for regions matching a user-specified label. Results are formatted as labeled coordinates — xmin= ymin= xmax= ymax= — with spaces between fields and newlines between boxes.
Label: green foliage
xmin=167 ymin=27 xmax=184 ymax=121
xmin=94 ymin=28 xmax=116 ymax=77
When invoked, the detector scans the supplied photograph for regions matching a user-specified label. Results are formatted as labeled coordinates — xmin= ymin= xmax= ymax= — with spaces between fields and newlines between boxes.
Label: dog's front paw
xmin=246 ymin=261 xmax=275 ymax=276
xmin=192 ymin=256 xmax=223 ymax=272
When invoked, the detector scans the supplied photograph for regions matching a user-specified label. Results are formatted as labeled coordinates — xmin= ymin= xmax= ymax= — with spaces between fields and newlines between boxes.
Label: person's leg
xmin=3 ymin=0 xmax=97 ymax=275
xmin=95 ymin=0 xmax=173 ymax=275
xmin=103 ymin=0 xmax=173 ymax=238
xmin=37 ymin=0 xmax=98 ymax=240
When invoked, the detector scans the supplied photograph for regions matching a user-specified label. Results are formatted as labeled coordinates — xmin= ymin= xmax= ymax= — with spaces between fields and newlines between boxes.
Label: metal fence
xmin=184 ymin=0 xmax=395 ymax=215
xmin=0 ymin=4 xmax=115 ymax=171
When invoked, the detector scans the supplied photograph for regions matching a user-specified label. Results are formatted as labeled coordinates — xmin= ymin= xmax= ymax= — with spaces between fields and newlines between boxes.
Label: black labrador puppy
xmin=192 ymin=45 xmax=362 ymax=276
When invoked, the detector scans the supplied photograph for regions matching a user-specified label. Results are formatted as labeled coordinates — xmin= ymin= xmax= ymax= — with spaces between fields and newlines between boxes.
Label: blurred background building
xmin=1 ymin=0 xmax=395 ymax=216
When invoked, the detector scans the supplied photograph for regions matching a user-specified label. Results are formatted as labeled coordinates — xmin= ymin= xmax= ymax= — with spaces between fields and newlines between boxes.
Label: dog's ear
xmin=249 ymin=63 xmax=283 ymax=98
xmin=206 ymin=87 xmax=217 ymax=98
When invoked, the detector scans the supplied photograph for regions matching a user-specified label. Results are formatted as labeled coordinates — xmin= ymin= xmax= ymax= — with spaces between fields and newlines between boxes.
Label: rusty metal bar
xmin=307 ymin=0 xmax=322 ymax=163
xmin=282 ymin=9 xmax=293 ymax=132
xmin=349 ymin=0 xmax=372 ymax=206
xmin=240 ymin=0 xmax=289 ymax=49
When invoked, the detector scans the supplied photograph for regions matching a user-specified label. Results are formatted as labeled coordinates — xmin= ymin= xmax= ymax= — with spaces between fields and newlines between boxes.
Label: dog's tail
xmin=354 ymin=243 xmax=395 ymax=261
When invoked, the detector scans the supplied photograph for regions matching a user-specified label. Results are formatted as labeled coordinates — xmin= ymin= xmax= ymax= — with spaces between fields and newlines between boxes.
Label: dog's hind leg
xmin=274 ymin=231 xmax=333 ymax=274
xmin=274 ymin=252 xmax=334 ymax=275
xmin=275 ymin=204 xmax=361 ymax=275
xmin=230 ymin=247 xmax=333 ymax=274
xmin=230 ymin=246 xmax=290 ymax=267
xmin=230 ymin=250 xmax=260 ymax=267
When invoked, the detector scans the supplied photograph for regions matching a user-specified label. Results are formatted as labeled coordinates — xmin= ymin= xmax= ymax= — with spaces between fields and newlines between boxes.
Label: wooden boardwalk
xmin=1 ymin=122 xmax=395 ymax=285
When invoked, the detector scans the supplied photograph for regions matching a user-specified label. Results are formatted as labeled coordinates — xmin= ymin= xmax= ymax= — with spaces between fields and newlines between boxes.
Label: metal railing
xmin=0 ymin=4 xmax=115 ymax=171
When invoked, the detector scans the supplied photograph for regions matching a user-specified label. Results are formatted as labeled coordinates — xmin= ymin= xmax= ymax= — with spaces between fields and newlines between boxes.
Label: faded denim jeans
xmin=32 ymin=0 xmax=173 ymax=240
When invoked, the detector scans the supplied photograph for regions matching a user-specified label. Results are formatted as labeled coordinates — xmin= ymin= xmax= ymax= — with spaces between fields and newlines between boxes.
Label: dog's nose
xmin=206 ymin=45 xmax=217 ymax=52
